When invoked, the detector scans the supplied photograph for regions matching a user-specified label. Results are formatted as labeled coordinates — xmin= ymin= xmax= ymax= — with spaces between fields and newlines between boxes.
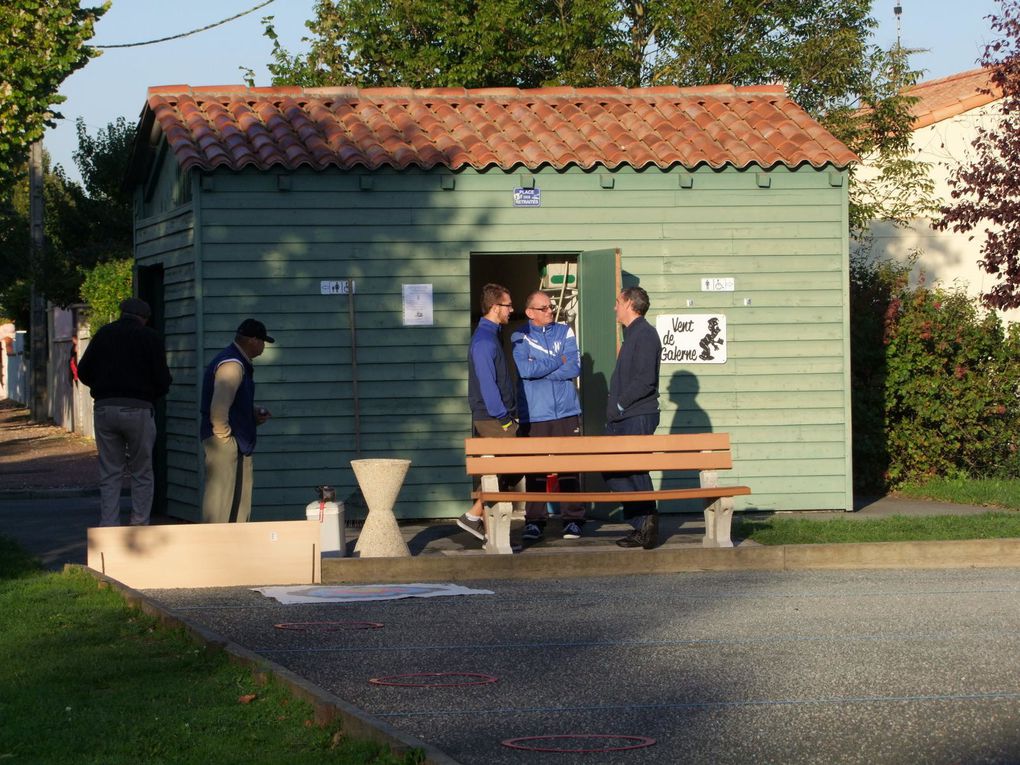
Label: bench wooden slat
xmin=465 ymin=432 xmax=731 ymax=457
xmin=466 ymin=451 xmax=734 ymax=475
xmin=472 ymin=486 xmax=752 ymax=502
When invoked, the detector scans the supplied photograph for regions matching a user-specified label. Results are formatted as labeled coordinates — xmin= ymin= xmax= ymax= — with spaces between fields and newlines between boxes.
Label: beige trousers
xmin=201 ymin=436 xmax=253 ymax=523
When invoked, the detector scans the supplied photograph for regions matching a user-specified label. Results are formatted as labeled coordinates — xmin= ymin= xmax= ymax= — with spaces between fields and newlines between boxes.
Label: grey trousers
xmin=201 ymin=436 xmax=253 ymax=523
xmin=94 ymin=405 xmax=156 ymax=527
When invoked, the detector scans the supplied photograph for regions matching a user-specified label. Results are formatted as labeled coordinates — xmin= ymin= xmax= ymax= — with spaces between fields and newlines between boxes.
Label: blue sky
xmin=45 ymin=0 xmax=1003 ymax=183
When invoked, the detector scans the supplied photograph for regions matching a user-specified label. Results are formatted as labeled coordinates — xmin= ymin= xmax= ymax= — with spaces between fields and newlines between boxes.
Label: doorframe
xmin=136 ymin=263 xmax=167 ymax=516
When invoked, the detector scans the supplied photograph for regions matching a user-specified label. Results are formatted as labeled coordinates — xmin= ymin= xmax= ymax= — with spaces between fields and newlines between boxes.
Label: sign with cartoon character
xmin=655 ymin=314 xmax=727 ymax=364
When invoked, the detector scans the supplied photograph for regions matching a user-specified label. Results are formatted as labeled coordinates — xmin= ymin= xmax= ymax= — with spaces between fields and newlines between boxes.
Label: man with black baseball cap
xmin=77 ymin=297 xmax=172 ymax=526
xmin=199 ymin=318 xmax=275 ymax=523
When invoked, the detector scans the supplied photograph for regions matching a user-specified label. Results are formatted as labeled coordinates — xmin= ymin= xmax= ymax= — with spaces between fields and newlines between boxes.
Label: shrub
xmin=78 ymin=258 xmax=132 ymax=330
xmin=852 ymin=254 xmax=1020 ymax=489
xmin=883 ymin=287 xmax=1020 ymax=484
xmin=849 ymin=254 xmax=910 ymax=492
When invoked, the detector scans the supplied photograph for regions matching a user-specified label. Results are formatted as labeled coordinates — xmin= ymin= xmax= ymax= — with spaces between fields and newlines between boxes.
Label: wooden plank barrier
xmin=87 ymin=520 xmax=321 ymax=588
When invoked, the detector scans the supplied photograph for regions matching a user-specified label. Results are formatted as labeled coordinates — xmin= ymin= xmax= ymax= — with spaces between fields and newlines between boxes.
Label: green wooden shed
xmin=126 ymin=83 xmax=858 ymax=522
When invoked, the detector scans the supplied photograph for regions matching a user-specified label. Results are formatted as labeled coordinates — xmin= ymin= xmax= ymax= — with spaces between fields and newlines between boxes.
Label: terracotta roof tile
xmin=905 ymin=68 xmax=1003 ymax=129
xmin=141 ymin=84 xmax=856 ymax=174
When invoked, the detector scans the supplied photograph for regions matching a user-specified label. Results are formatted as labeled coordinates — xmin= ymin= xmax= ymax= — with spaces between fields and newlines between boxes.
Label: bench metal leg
xmin=480 ymin=474 xmax=514 ymax=554
xmin=700 ymin=469 xmax=734 ymax=548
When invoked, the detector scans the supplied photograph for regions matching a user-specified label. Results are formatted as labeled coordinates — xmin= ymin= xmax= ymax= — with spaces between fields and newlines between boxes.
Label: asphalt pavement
xmin=144 ymin=567 xmax=1020 ymax=764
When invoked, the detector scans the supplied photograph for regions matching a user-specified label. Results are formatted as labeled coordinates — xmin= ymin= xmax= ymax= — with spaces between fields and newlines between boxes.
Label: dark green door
xmin=137 ymin=264 xmax=167 ymax=516
xmin=578 ymin=248 xmax=620 ymax=437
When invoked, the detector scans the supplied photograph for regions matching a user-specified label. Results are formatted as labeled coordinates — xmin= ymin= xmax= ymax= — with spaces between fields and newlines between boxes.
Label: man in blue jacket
xmin=512 ymin=290 xmax=586 ymax=540
xmin=199 ymin=318 xmax=274 ymax=523
xmin=605 ymin=286 xmax=663 ymax=549
xmin=459 ymin=283 xmax=517 ymax=541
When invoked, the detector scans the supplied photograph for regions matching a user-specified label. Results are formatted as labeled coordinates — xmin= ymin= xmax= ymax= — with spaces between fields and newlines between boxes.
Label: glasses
xmin=496 ymin=303 xmax=513 ymax=308
xmin=529 ymin=305 xmax=554 ymax=312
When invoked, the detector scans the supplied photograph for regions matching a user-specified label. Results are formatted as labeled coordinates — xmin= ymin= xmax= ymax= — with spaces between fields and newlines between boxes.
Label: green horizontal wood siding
xmin=133 ymin=197 xmax=197 ymax=520
xmin=141 ymin=162 xmax=851 ymax=521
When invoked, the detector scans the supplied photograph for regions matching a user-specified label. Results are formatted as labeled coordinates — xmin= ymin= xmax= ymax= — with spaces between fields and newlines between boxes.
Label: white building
xmin=861 ymin=68 xmax=1018 ymax=324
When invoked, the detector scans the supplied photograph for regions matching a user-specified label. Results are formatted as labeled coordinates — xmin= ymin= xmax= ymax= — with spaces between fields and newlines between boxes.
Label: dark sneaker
xmin=456 ymin=513 xmax=486 ymax=541
xmin=522 ymin=523 xmax=543 ymax=540
xmin=562 ymin=521 xmax=582 ymax=540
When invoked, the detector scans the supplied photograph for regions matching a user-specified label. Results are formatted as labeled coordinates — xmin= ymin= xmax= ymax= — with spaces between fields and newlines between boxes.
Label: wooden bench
xmin=465 ymin=433 xmax=751 ymax=554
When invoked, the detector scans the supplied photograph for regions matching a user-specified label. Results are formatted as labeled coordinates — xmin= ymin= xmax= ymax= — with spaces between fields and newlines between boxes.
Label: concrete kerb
xmin=321 ymin=537 xmax=1020 ymax=583
xmin=73 ymin=565 xmax=460 ymax=765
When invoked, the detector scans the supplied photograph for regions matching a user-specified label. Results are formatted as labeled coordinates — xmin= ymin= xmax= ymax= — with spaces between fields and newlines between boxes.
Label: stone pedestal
xmin=351 ymin=458 xmax=412 ymax=558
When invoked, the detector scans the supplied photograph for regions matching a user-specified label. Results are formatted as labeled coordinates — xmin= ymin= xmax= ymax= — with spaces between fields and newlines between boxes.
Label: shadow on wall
xmin=663 ymin=369 xmax=714 ymax=512
xmin=860 ymin=221 xmax=1020 ymax=324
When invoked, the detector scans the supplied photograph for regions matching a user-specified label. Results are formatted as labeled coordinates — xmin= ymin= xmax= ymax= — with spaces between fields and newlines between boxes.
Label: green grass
xmin=0 ymin=537 xmax=420 ymax=765
xmin=733 ymin=511 xmax=1020 ymax=545
xmin=895 ymin=477 xmax=1020 ymax=509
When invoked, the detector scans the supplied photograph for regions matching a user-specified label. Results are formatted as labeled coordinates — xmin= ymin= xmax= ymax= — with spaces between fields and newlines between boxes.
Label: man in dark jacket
xmin=199 ymin=318 xmax=274 ymax=523
xmin=76 ymin=298 xmax=172 ymax=526
xmin=605 ymin=286 xmax=663 ymax=549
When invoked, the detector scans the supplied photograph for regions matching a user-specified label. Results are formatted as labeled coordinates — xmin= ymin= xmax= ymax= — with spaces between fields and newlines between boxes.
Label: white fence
xmin=2 ymin=331 xmax=29 ymax=405
xmin=2 ymin=308 xmax=94 ymax=436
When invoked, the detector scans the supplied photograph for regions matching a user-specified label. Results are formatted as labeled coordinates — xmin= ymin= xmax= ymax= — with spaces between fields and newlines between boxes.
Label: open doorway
xmin=137 ymin=263 xmax=167 ymax=516
xmin=469 ymin=250 xmax=619 ymax=435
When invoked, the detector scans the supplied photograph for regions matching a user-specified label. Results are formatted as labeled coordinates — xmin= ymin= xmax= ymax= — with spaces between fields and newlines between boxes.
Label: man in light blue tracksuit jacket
xmin=511 ymin=289 xmax=587 ymax=541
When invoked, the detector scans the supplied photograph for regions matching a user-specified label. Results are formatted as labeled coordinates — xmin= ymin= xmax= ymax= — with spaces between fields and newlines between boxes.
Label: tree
xmin=841 ymin=41 xmax=938 ymax=235
xmin=0 ymin=117 xmax=134 ymax=323
xmin=0 ymin=1 xmax=108 ymax=185
xmin=257 ymin=0 xmax=931 ymax=231
xmin=937 ymin=0 xmax=1020 ymax=310
xmin=262 ymin=0 xmax=878 ymax=95
xmin=70 ymin=116 xmax=134 ymax=266
xmin=257 ymin=0 xmax=626 ymax=88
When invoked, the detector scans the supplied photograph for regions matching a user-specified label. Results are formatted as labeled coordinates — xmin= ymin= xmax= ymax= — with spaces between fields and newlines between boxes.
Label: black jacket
xmin=606 ymin=315 xmax=661 ymax=423
xmin=77 ymin=316 xmax=172 ymax=405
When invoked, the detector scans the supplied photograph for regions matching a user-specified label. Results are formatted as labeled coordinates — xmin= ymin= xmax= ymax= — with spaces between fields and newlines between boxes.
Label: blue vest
xmin=200 ymin=344 xmax=257 ymax=455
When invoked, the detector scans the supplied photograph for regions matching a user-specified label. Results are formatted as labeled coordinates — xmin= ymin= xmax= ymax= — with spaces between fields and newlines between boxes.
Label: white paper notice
xmin=402 ymin=283 xmax=434 ymax=326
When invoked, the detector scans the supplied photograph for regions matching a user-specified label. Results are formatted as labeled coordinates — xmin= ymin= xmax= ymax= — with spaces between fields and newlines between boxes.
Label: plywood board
xmin=87 ymin=520 xmax=321 ymax=588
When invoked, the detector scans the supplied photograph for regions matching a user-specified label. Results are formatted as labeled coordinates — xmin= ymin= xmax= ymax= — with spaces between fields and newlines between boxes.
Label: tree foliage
xmin=937 ymin=0 xmax=1020 ymax=310
xmin=0 ymin=1 xmax=108 ymax=185
xmin=78 ymin=258 xmax=132 ymax=329
xmin=258 ymin=0 xmax=932 ymax=233
xmin=0 ymin=118 xmax=134 ymax=324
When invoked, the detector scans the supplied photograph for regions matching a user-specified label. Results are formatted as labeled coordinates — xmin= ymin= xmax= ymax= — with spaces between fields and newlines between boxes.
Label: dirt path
xmin=0 ymin=400 xmax=97 ymax=491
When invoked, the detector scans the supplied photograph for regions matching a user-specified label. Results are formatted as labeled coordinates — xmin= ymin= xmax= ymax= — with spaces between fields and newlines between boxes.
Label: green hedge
xmin=851 ymin=257 xmax=1020 ymax=490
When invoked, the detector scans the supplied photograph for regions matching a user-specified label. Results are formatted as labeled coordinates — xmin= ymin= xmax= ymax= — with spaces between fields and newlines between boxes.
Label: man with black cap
xmin=77 ymin=297 xmax=173 ymax=526
xmin=199 ymin=318 xmax=274 ymax=523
